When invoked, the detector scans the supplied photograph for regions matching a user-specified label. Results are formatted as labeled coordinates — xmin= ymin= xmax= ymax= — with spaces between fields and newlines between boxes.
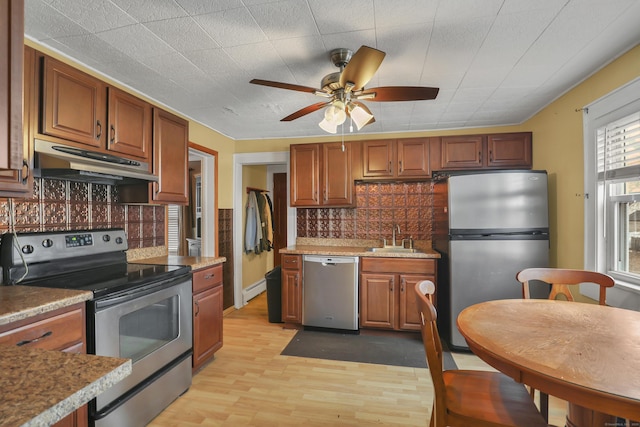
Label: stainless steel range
xmin=0 ymin=228 xmax=192 ymax=427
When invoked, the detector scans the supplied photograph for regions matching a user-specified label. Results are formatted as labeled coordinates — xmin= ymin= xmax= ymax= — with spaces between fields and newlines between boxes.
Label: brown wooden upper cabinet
xmin=290 ymin=142 xmax=355 ymax=207
xmin=0 ymin=44 xmax=34 ymax=198
xmin=111 ymin=108 xmax=189 ymax=205
xmin=151 ymin=109 xmax=189 ymax=204
xmin=107 ymin=87 xmax=152 ymax=160
xmin=436 ymin=132 xmax=532 ymax=170
xmin=40 ymin=56 xmax=152 ymax=162
xmin=361 ymin=138 xmax=431 ymax=179
xmin=0 ymin=0 xmax=26 ymax=195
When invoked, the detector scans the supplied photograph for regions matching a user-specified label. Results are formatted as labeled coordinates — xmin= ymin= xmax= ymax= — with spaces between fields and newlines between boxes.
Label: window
xmin=167 ymin=205 xmax=180 ymax=255
xmin=597 ymin=112 xmax=640 ymax=281
xmin=585 ymin=78 xmax=640 ymax=294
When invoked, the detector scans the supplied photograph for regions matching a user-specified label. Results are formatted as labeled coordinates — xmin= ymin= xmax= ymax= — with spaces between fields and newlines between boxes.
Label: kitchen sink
xmin=365 ymin=247 xmax=421 ymax=253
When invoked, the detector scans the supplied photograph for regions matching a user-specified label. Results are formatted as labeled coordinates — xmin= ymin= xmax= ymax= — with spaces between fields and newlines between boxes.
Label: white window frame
xmin=584 ymin=77 xmax=640 ymax=303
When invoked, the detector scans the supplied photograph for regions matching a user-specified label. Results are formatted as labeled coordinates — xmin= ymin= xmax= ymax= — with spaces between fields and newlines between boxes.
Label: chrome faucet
xmin=392 ymin=224 xmax=401 ymax=247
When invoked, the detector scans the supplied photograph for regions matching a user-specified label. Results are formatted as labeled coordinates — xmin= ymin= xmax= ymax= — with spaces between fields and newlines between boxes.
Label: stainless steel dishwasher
xmin=303 ymin=255 xmax=359 ymax=331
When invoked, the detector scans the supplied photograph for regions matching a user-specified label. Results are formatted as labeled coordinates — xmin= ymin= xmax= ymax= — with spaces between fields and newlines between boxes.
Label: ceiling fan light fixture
xmin=319 ymin=101 xmax=347 ymax=133
xmin=318 ymin=117 xmax=338 ymax=133
xmin=349 ymin=104 xmax=374 ymax=130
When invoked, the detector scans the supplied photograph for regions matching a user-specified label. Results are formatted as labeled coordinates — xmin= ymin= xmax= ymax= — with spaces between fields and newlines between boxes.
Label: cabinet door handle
xmin=388 ymin=161 xmax=392 ymax=172
xmin=110 ymin=124 xmax=116 ymax=144
xmin=21 ymin=160 xmax=29 ymax=184
xmin=401 ymin=278 xmax=405 ymax=292
xmin=194 ymin=301 xmax=200 ymax=317
xmin=399 ymin=160 xmax=403 ymax=173
xmin=204 ymin=273 xmax=214 ymax=280
xmin=16 ymin=330 xmax=53 ymax=346
xmin=96 ymin=120 xmax=102 ymax=139
xmin=489 ymin=150 xmax=493 ymax=162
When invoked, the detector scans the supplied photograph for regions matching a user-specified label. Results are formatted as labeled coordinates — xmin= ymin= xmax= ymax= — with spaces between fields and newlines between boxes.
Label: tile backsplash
xmin=297 ymin=181 xmax=435 ymax=242
xmin=1 ymin=178 xmax=165 ymax=248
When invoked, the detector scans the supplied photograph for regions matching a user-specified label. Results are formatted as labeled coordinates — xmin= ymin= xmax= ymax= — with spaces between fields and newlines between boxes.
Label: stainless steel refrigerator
xmin=433 ymin=170 xmax=550 ymax=350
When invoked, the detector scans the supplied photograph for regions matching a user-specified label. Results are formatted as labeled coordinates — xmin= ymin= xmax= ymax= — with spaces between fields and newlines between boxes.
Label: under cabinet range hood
xmin=34 ymin=139 xmax=158 ymax=184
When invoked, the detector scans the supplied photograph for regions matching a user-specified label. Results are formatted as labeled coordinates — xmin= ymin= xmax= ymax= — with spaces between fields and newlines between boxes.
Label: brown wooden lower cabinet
xmin=281 ymin=254 xmax=302 ymax=324
xmin=0 ymin=303 xmax=88 ymax=427
xmin=192 ymin=264 xmax=224 ymax=373
xmin=360 ymin=257 xmax=436 ymax=331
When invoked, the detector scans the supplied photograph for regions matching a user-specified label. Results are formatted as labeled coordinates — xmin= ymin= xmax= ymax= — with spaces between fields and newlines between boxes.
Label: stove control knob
xmin=21 ymin=244 xmax=34 ymax=254
xmin=42 ymin=239 xmax=53 ymax=248
xmin=102 ymin=234 xmax=111 ymax=242
xmin=115 ymin=237 xmax=123 ymax=244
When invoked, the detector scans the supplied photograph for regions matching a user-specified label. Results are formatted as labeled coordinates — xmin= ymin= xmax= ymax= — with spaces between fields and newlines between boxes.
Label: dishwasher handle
xmin=303 ymin=255 xmax=359 ymax=265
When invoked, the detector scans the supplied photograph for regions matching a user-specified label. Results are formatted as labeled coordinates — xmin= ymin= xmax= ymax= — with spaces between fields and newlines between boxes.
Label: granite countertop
xmin=280 ymin=238 xmax=441 ymax=259
xmin=0 ymin=286 xmax=131 ymax=427
xmin=131 ymin=255 xmax=226 ymax=271
xmin=0 ymin=346 xmax=131 ymax=427
xmin=0 ymin=286 xmax=93 ymax=325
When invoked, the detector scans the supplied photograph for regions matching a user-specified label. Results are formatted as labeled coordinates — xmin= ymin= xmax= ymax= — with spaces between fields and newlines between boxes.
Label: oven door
xmin=91 ymin=274 xmax=193 ymax=412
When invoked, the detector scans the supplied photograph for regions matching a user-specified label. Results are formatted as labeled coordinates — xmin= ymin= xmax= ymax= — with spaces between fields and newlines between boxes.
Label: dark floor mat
xmin=281 ymin=329 xmax=458 ymax=369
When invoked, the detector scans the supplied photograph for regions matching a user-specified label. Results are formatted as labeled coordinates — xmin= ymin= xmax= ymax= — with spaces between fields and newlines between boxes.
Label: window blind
xmin=167 ymin=205 xmax=180 ymax=255
xmin=597 ymin=111 xmax=640 ymax=181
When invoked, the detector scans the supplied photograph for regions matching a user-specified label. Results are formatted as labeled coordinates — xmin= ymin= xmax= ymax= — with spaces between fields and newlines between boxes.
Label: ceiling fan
xmin=250 ymin=46 xmax=439 ymax=134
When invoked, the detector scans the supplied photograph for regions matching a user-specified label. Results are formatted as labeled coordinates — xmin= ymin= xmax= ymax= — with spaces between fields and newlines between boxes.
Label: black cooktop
xmin=1 ymin=229 xmax=191 ymax=299
xmin=20 ymin=262 xmax=191 ymax=299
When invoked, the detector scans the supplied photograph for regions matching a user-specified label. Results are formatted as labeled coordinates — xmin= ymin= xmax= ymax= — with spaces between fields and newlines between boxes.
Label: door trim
xmin=233 ymin=151 xmax=295 ymax=309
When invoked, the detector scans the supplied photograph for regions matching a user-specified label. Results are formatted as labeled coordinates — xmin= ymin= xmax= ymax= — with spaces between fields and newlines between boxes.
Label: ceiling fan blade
xmin=281 ymin=102 xmax=331 ymax=121
xmin=250 ymin=79 xmax=319 ymax=94
xmin=339 ymin=46 xmax=386 ymax=91
xmin=357 ymin=86 xmax=440 ymax=102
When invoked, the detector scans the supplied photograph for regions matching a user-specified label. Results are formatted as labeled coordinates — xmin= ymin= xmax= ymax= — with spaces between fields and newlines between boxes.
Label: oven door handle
xmin=93 ymin=274 xmax=191 ymax=310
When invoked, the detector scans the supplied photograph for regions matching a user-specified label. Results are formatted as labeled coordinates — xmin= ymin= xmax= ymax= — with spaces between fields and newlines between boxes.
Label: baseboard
xmin=243 ymin=278 xmax=266 ymax=304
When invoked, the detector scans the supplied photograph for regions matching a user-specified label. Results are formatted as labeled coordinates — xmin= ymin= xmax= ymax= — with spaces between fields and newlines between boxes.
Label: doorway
xmin=167 ymin=146 xmax=217 ymax=257
xmin=233 ymin=152 xmax=295 ymax=309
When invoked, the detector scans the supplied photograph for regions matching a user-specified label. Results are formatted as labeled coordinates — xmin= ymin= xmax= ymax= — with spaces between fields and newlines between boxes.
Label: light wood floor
xmin=149 ymin=292 xmax=567 ymax=426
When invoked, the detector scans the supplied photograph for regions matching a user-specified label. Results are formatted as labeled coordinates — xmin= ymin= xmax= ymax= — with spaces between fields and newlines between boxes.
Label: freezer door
xmin=447 ymin=238 xmax=549 ymax=349
xmin=448 ymin=171 xmax=548 ymax=230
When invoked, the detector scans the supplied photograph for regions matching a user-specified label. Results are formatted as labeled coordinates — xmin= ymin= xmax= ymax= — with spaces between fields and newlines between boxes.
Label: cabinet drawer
xmin=361 ymin=257 xmax=435 ymax=275
xmin=282 ymin=254 xmax=301 ymax=271
xmin=0 ymin=306 xmax=84 ymax=351
xmin=193 ymin=264 xmax=223 ymax=294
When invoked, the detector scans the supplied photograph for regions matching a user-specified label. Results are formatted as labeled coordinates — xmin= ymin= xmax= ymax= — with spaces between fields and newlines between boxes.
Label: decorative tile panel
xmin=2 ymin=178 xmax=164 ymax=249
xmin=296 ymin=181 xmax=435 ymax=242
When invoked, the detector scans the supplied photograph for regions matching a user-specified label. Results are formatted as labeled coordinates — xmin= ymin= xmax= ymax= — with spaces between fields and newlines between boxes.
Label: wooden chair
xmin=414 ymin=280 xmax=547 ymax=427
xmin=516 ymin=268 xmax=614 ymax=305
xmin=515 ymin=268 xmax=615 ymax=422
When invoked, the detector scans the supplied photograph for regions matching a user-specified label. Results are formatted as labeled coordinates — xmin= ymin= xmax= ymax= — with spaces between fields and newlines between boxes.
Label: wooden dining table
xmin=457 ymin=299 xmax=640 ymax=426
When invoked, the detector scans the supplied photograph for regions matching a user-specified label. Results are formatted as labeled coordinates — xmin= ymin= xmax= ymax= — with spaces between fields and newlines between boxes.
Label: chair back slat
xmin=516 ymin=268 xmax=615 ymax=305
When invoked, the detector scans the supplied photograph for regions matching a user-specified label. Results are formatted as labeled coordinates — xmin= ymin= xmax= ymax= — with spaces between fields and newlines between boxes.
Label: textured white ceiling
xmin=24 ymin=0 xmax=640 ymax=140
